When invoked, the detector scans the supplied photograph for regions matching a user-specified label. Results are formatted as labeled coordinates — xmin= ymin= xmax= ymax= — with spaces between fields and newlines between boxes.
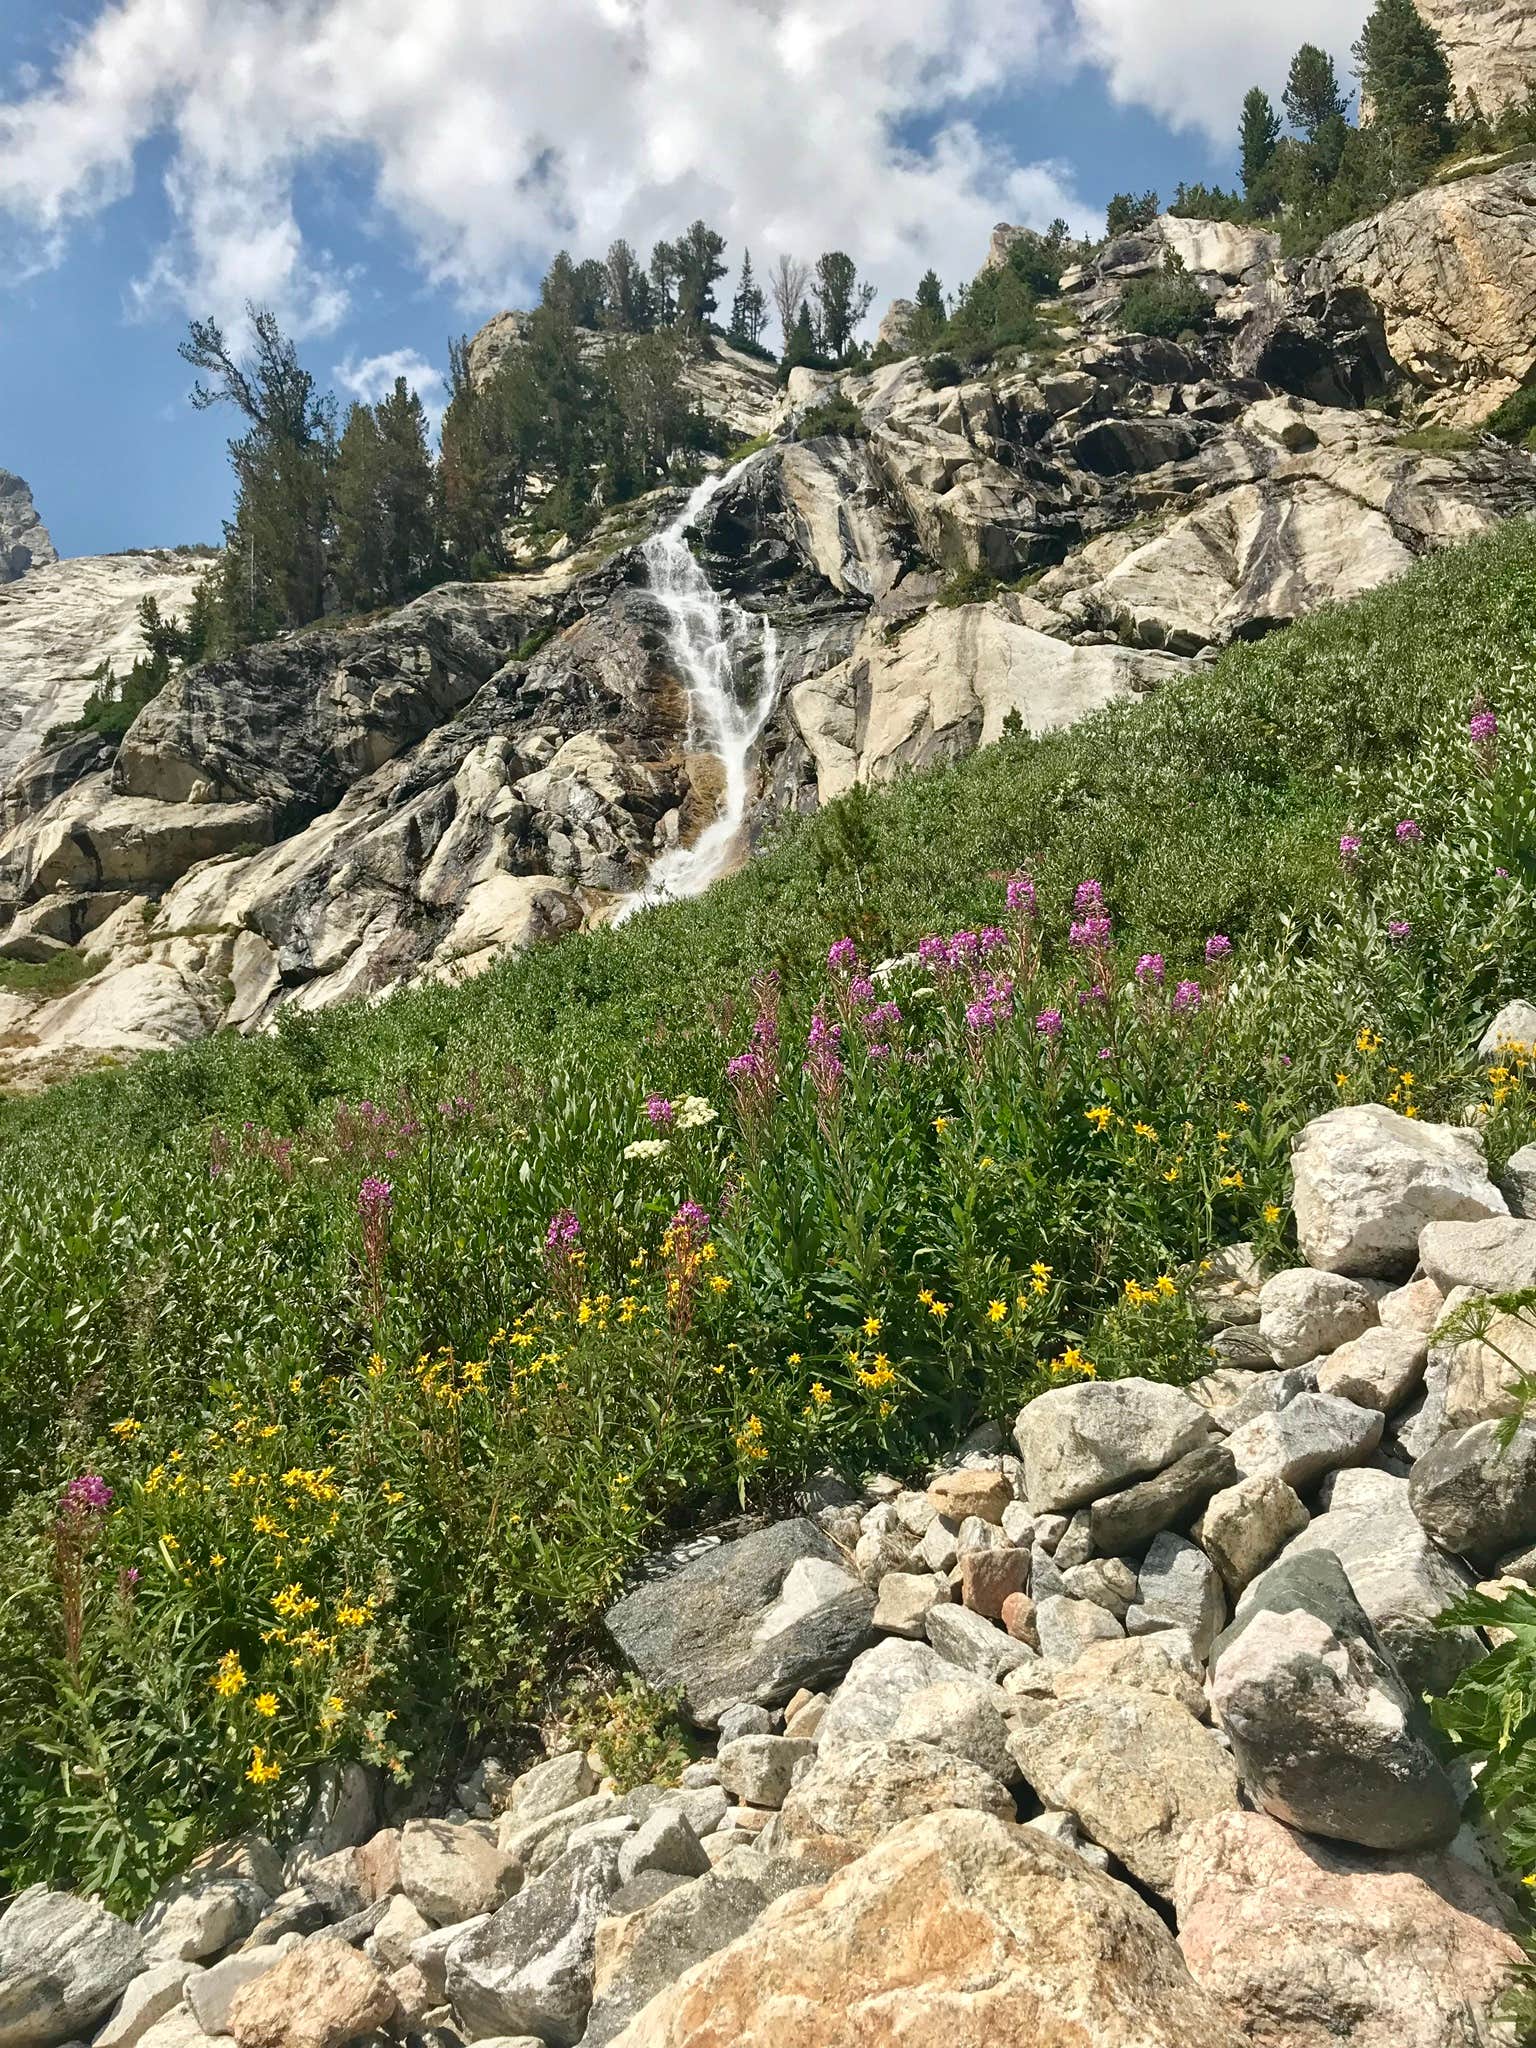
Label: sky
xmin=0 ymin=0 xmax=1372 ymax=558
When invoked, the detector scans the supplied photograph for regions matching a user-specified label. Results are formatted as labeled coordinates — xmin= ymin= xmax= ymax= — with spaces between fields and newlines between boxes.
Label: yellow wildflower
xmin=987 ymin=1299 xmax=1008 ymax=1323
xmin=110 ymin=1418 xmax=141 ymax=1439
xmin=211 ymin=1651 xmax=246 ymax=1698
xmin=862 ymin=1314 xmax=882 ymax=1339
xmin=246 ymin=1746 xmax=282 ymax=1786
xmin=933 ymin=1117 xmax=950 ymax=1135
xmin=1132 ymin=1122 xmax=1158 ymax=1141
xmin=1085 ymin=1105 xmax=1113 ymax=1132
xmin=1263 ymin=1204 xmax=1282 ymax=1225
xmin=788 ymin=1352 xmax=803 ymax=1366
xmin=809 ymin=1382 xmax=832 ymax=1408
xmin=253 ymin=1693 xmax=279 ymax=1719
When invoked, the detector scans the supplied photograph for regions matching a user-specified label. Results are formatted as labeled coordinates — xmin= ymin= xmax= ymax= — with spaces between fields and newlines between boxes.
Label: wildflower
xmin=1172 ymin=980 xmax=1202 ymax=1016
xmin=928 ymin=1299 xmax=950 ymax=1321
xmin=1006 ymin=872 xmax=1037 ymax=917
xmin=1085 ymin=1105 xmax=1113 ymax=1132
xmin=862 ymin=1314 xmax=882 ymax=1338
xmin=726 ymin=1048 xmax=766 ymax=1084
xmin=246 ymin=1746 xmax=282 ymax=1786
xmin=1356 ymin=1026 xmax=1382 ymax=1054
xmin=1134 ymin=954 xmax=1165 ymax=986
xmin=810 ymin=1382 xmax=832 ymax=1407
xmin=965 ymin=999 xmax=999 ymax=1034
xmin=987 ymin=1299 xmax=1008 ymax=1322
xmin=1031 ymin=1261 xmax=1052 ymax=1282
xmin=1388 ymin=920 xmax=1413 ymax=944
xmin=644 ymin=1094 xmax=675 ymax=1128
xmin=1132 ymin=1121 xmax=1158 ymax=1141
xmin=61 ymin=1474 xmax=112 ymax=1517
xmin=1204 ymin=934 xmax=1233 ymax=965
xmin=933 ymin=1116 xmax=950 ymax=1135
xmin=110 ymin=1418 xmax=141 ymax=1440
xmin=980 ymin=926 xmax=1009 ymax=955
xmin=788 ymin=1352 xmax=803 ymax=1366
xmin=212 ymin=1651 xmax=247 ymax=1698
xmin=674 ymin=1096 xmax=717 ymax=1130
xmin=1155 ymin=1275 xmax=1177 ymax=1298
xmin=336 ymin=1602 xmax=370 ymax=1628
xmin=1339 ymin=834 xmax=1362 ymax=867
xmin=671 ymin=1199 xmax=712 ymax=1240
xmin=708 ymin=1274 xmax=731 ymax=1294
xmin=1470 ymin=708 xmax=1499 ymax=745
xmin=1035 ymin=1009 xmax=1064 ymax=1040
xmin=545 ymin=1209 xmax=581 ymax=1253
xmin=624 ymin=1138 xmax=670 ymax=1161
xmin=918 ymin=935 xmax=953 ymax=970
xmin=827 ymin=937 xmax=860 ymax=972
xmin=950 ymin=930 xmax=981 ymax=963
xmin=1395 ymin=819 xmax=1423 ymax=845
xmin=358 ymin=1175 xmax=393 ymax=1218
xmin=1264 ymin=1204 xmax=1282 ymax=1224
xmin=1069 ymin=915 xmax=1113 ymax=952
xmin=254 ymin=1693 xmax=279 ymax=1719
xmin=1074 ymin=880 xmax=1106 ymax=915
xmin=1220 ymin=1171 xmax=1245 ymax=1190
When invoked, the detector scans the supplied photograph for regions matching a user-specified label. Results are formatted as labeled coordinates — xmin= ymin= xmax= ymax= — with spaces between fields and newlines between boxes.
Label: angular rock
xmin=1210 ymin=1550 xmax=1461 ymax=1851
xmin=582 ymin=1846 xmax=811 ymax=2047
xmin=776 ymin=1735 xmax=1017 ymax=1853
xmin=1126 ymin=1532 xmax=1227 ymax=1660
xmin=397 ymin=1818 xmax=518 ymax=1928
xmin=1195 ymin=1473 xmax=1309 ymax=1596
xmin=1409 ymin=1417 xmax=1536 ymax=1565
xmin=1226 ymin=1391 xmax=1383 ymax=1490
xmin=1176 ymin=1809 xmax=1523 ymax=2048
xmin=1258 ymin=1267 xmax=1378 ymax=1368
xmin=507 ymin=1748 xmax=598 ymax=1825
xmin=1219 ymin=1365 xmax=1317 ymax=1433
xmin=815 ymin=1637 xmax=950 ymax=1756
xmin=1500 ymin=1142 xmax=1536 ymax=1220
xmin=140 ymin=1837 xmax=282 ymax=1962
xmin=0 ymin=1888 xmax=147 ymax=2048
xmin=1089 ymin=1439 xmax=1236 ymax=1553
xmin=95 ymin=1962 xmax=195 ymax=2048
xmin=406 ymin=1914 xmax=489 ymax=2001
xmin=1008 ymin=1692 xmax=1240 ymax=1895
xmin=226 ymin=1938 xmax=395 ymax=2048
xmin=1034 ymin=1592 xmax=1125 ymax=1665
xmin=445 ymin=1838 xmax=623 ymax=2047
xmin=1272 ymin=1465 xmax=1479 ymax=1694
xmin=605 ymin=1519 xmax=876 ymax=1726
xmin=926 ymin=1468 xmax=1011 ymax=1525
xmin=1479 ymin=999 xmax=1536 ymax=1060
xmin=1316 ymin=1325 xmax=1427 ymax=1412
xmin=615 ymin=1808 xmax=711 ymax=1885
xmin=1014 ymin=1378 xmax=1211 ymax=1512
xmin=1059 ymin=1556 xmax=1138 ymax=1618
xmin=926 ymin=1599 xmax=1039 ymax=1681
xmin=715 ymin=1737 xmax=817 ymax=1812
xmin=1290 ymin=1105 xmax=1507 ymax=1278
xmin=716 ymin=1702 xmax=772 ymax=1742
xmin=1379 ymin=1274 xmax=1447 ymax=1335
xmin=1435 ymin=1297 xmax=1536 ymax=1431
xmin=958 ymin=1543 xmax=1030 ymax=1620
xmin=889 ymin=1678 xmax=1018 ymax=1785
xmin=367 ymin=1892 xmax=432 ymax=1969
xmin=1051 ymin=1632 xmax=1208 ymax=1721
xmin=605 ymin=1809 xmax=1245 ymax=2047
xmin=872 ymin=1569 xmax=947 ymax=1637
xmin=1419 ymin=1216 xmax=1536 ymax=1295
xmin=188 ymin=1944 xmax=288 ymax=2034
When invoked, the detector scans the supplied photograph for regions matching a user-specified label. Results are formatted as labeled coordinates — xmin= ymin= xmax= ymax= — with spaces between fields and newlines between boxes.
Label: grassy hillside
xmin=5 ymin=520 xmax=1536 ymax=1902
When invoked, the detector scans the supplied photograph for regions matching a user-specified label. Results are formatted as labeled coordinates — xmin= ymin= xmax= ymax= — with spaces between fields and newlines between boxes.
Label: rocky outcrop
xmin=0 ymin=550 xmax=204 ymax=776
xmin=1308 ymin=165 xmax=1536 ymax=424
xmin=0 ymin=470 xmax=55 ymax=584
xmin=1416 ymin=0 xmax=1536 ymax=114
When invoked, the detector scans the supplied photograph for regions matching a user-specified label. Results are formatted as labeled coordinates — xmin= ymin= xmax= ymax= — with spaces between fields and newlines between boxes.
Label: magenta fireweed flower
xmin=545 ymin=1209 xmax=581 ymax=1252
xmin=1172 ymin=980 xmax=1202 ymax=1015
xmin=1069 ymin=916 xmax=1113 ymax=952
xmin=1006 ymin=873 xmax=1038 ymax=918
xmin=726 ymin=1050 xmax=765 ymax=1081
xmin=807 ymin=1012 xmax=842 ymax=1051
xmin=358 ymin=1175 xmax=393 ymax=1218
xmin=827 ymin=937 xmax=859 ymax=972
xmin=965 ymin=1000 xmax=997 ymax=1033
xmin=1035 ymin=1009 xmax=1064 ymax=1039
xmin=644 ymin=1094 xmax=675 ymax=1128
xmin=979 ymin=926 xmax=1008 ymax=955
xmin=62 ymin=1474 xmax=113 ymax=1516
xmin=918 ymin=935 xmax=952 ymax=969
xmin=1388 ymin=920 xmax=1413 ymax=944
xmin=669 ymin=1201 xmax=710 ymax=1241
xmin=1135 ymin=953 xmax=1165 ymax=986
xmin=1097 ymin=1046 xmax=1114 ymax=1061
xmin=1074 ymin=880 xmax=1106 ymax=915
xmin=1339 ymin=834 xmax=1362 ymax=868
xmin=861 ymin=1001 xmax=902 ymax=1034
xmin=1471 ymin=710 xmax=1499 ymax=745
xmin=867 ymin=1043 xmax=893 ymax=1061
xmin=949 ymin=930 xmax=981 ymax=962
xmin=1204 ymin=935 xmax=1233 ymax=965
xmin=848 ymin=976 xmax=876 ymax=1006
xmin=1395 ymin=820 xmax=1423 ymax=845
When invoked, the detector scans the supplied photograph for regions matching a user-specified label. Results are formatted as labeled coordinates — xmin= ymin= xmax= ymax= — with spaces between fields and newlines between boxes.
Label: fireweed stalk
xmin=55 ymin=1475 xmax=113 ymax=1672
xmin=358 ymin=1176 xmax=393 ymax=1331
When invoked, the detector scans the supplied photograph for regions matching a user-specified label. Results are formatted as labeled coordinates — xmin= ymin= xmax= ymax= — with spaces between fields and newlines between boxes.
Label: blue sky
xmin=0 ymin=1 xmax=1370 ymax=559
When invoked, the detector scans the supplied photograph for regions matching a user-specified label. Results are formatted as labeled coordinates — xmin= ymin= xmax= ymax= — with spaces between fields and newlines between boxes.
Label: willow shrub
xmin=3 ymin=523 xmax=1536 ymax=1904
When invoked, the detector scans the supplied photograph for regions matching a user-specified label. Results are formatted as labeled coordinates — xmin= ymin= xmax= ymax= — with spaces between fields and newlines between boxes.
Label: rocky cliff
xmin=0 ymin=470 xmax=56 ymax=583
xmin=0 ymin=166 xmax=1533 ymax=1087
xmin=1417 ymin=0 xmax=1536 ymax=113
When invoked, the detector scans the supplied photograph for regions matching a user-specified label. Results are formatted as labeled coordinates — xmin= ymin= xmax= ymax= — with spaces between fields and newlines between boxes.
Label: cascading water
xmin=620 ymin=463 xmax=779 ymax=915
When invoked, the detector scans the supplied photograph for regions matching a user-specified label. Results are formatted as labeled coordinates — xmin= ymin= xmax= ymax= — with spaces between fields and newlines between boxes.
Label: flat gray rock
xmin=1014 ymin=1379 xmax=1211 ymax=1513
xmin=0 ymin=1888 xmax=146 ymax=2048
xmin=1409 ymin=1417 xmax=1536 ymax=1565
xmin=605 ymin=1519 xmax=876 ymax=1727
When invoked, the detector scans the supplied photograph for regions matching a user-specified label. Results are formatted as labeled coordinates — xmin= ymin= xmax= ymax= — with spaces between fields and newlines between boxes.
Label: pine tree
xmin=1105 ymin=191 xmax=1160 ymax=237
xmin=727 ymin=250 xmax=768 ymax=349
xmin=911 ymin=269 xmax=947 ymax=346
xmin=1240 ymin=87 xmax=1283 ymax=211
xmin=603 ymin=239 xmax=649 ymax=331
xmin=179 ymin=307 xmax=335 ymax=643
xmin=648 ymin=241 xmax=680 ymax=325
xmin=1285 ymin=43 xmax=1352 ymax=184
xmin=1354 ymin=0 xmax=1453 ymax=148
xmin=781 ymin=301 xmax=821 ymax=374
xmin=675 ymin=221 xmax=728 ymax=331
xmin=811 ymin=251 xmax=876 ymax=360
xmin=332 ymin=402 xmax=387 ymax=611
xmin=331 ymin=379 xmax=437 ymax=612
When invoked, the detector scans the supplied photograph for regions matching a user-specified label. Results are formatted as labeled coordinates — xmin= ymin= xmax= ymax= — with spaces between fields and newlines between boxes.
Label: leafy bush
xmin=922 ymin=354 xmax=964 ymax=391
xmin=4 ymin=522 xmax=1536 ymax=1904
xmin=1116 ymin=257 xmax=1214 ymax=339
xmin=792 ymin=393 xmax=866 ymax=442
xmin=1485 ymin=382 xmax=1536 ymax=451
xmin=937 ymin=566 xmax=999 ymax=608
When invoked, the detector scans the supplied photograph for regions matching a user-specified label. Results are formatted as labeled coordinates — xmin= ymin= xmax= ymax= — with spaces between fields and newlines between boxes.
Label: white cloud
xmin=335 ymin=348 xmax=447 ymax=431
xmin=0 ymin=0 xmax=1092 ymax=341
xmin=1071 ymin=0 xmax=1372 ymax=146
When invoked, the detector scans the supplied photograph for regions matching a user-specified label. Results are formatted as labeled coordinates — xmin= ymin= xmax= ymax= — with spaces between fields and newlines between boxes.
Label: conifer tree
xmin=911 ymin=269 xmax=947 ymax=346
xmin=675 ymin=221 xmax=729 ymax=331
xmin=781 ymin=300 xmax=820 ymax=373
xmin=811 ymin=251 xmax=876 ymax=360
xmin=1354 ymin=0 xmax=1453 ymax=149
xmin=1240 ymin=87 xmax=1283 ymax=211
xmin=728 ymin=251 xmax=769 ymax=349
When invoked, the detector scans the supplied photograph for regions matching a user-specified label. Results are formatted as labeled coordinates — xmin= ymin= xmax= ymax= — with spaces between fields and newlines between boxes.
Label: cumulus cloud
xmin=0 ymin=0 xmax=1093 ymax=339
xmin=335 ymin=348 xmax=447 ymax=431
xmin=1071 ymin=0 xmax=1372 ymax=144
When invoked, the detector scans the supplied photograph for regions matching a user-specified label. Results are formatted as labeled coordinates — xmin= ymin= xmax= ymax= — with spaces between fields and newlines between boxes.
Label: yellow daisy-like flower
xmin=211 ymin=1651 xmax=246 ymax=1698
xmin=862 ymin=1315 xmax=882 ymax=1338
xmin=1085 ymin=1105 xmax=1113 ymax=1132
xmin=1220 ymin=1170 xmax=1245 ymax=1190
xmin=987 ymin=1300 xmax=1008 ymax=1322
xmin=246 ymin=1745 xmax=282 ymax=1786
xmin=1031 ymin=1261 xmax=1052 ymax=1282
xmin=928 ymin=1299 xmax=950 ymax=1321
xmin=253 ymin=1693 xmax=279 ymax=1719
xmin=1335 ymin=1071 xmax=1350 ymax=1089
xmin=917 ymin=1288 xmax=936 ymax=1308
xmin=1233 ymin=1100 xmax=1251 ymax=1114
xmin=1264 ymin=1203 xmax=1282 ymax=1225
xmin=1356 ymin=1026 xmax=1382 ymax=1055
xmin=708 ymin=1274 xmax=731 ymax=1294
xmin=336 ymin=1602 xmax=370 ymax=1629
xmin=1163 ymin=1166 xmax=1181 ymax=1183
xmin=933 ymin=1117 xmax=950 ymax=1135
xmin=110 ymin=1417 xmax=141 ymax=1439
xmin=787 ymin=1352 xmax=803 ymax=1366
xmin=810 ymin=1382 xmax=832 ymax=1407
xmin=1132 ymin=1122 xmax=1158 ymax=1141
xmin=1155 ymin=1275 xmax=1177 ymax=1298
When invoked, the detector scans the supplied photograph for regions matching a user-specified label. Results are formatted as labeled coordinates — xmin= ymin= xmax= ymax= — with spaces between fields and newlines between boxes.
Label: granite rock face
xmin=0 ymin=470 xmax=57 ymax=583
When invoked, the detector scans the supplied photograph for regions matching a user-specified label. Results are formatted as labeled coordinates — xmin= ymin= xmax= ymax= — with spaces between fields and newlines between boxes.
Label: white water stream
xmin=619 ymin=464 xmax=780 ymax=916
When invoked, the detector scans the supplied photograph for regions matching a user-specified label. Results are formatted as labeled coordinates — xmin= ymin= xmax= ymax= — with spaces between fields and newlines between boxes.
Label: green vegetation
xmin=1397 ymin=425 xmax=1479 ymax=453
xmin=0 ymin=952 xmax=94 ymax=999
xmin=5 ymin=521 xmax=1536 ymax=1903
xmin=793 ymin=393 xmax=866 ymax=442
xmin=47 ymin=595 xmax=210 ymax=747
xmin=1486 ymin=382 xmax=1536 ymax=452
xmin=1115 ymin=255 xmax=1214 ymax=339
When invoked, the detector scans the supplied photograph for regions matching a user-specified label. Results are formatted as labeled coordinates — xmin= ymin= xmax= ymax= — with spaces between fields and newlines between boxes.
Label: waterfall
xmin=620 ymin=464 xmax=779 ymax=916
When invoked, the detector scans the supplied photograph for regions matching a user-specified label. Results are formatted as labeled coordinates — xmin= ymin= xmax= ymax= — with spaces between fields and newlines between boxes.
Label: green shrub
xmin=937 ymin=566 xmax=999 ymax=608
xmin=792 ymin=393 xmax=866 ymax=442
xmin=1116 ymin=258 xmax=1214 ymax=339
xmin=1397 ymin=426 xmax=1478 ymax=454
xmin=1485 ymin=382 xmax=1536 ymax=451
xmin=922 ymin=354 xmax=964 ymax=391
